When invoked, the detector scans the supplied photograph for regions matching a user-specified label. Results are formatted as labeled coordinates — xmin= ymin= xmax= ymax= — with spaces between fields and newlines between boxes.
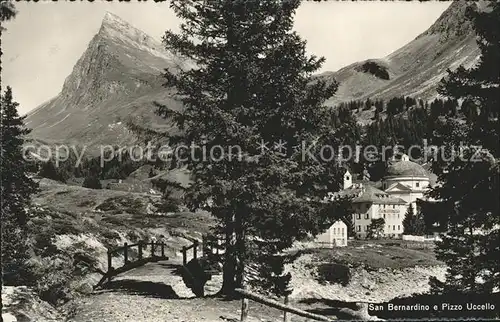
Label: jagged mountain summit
xmin=26 ymin=3 xmax=483 ymax=147
xmin=320 ymin=1 xmax=482 ymax=106
xmin=25 ymin=12 xmax=185 ymax=147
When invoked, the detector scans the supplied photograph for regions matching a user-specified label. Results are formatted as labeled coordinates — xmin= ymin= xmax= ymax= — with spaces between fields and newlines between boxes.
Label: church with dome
xmin=340 ymin=154 xmax=432 ymax=239
xmin=382 ymin=153 xmax=431 ymax=210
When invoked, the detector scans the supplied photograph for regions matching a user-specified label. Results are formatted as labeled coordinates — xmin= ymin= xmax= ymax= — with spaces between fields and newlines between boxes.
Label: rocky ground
xmin=66 ymin=255 xmax=321 ymax=322
xmin=3 ymin=248 xmax=446 ymax=322
xmin=286 ymin=253 xmax=446 ymax=303
xmin=2 ymin=180 xmax=446 ymax=321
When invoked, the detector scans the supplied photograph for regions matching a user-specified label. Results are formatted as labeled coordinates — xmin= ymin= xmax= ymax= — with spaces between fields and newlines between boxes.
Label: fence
xmin=94 ymin=240 xmax=169 ymax=289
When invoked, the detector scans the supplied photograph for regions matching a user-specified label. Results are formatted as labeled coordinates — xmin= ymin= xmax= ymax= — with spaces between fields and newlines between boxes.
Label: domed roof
xmin=386 ymin=160 xmax=429 ymax=177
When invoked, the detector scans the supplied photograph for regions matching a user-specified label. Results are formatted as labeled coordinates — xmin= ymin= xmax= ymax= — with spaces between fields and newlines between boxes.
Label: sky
xmin=2 ymin=1 xmax=451 ymax=115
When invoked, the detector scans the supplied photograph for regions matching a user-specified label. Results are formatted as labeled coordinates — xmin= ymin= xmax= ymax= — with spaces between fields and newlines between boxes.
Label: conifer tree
xmin=366 ymin=218 xmax=385 ymax=239
xmin=157 ymin=0 xmax=350 ymax=297
xmin=403 ymin=204 xmax=416 ymax=235
xmin=428 ymin=2 xmax=500 ymax=294
xmin=403 ymin=204 xmax=425 ymax=236
xmin=38 ymin=159 xmax=67 ymax=183
xmin=1 ymin=86 xmax=39 ymax=284
xmin=82 ymin=172 xmax=102 ymax=189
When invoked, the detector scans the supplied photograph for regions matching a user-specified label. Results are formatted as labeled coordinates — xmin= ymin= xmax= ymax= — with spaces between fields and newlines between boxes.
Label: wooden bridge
xmin=92 ymin=237 xmax=379 ymax=321
xmin=94 ymin=240 xmax=170 ymax=289
xmin=94 ymin=235 xmax=223 ymax=292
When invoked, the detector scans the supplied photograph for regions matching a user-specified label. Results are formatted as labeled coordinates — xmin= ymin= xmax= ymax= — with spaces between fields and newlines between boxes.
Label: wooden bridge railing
xmin=181 ymin=234 xmax=224 ymax=266
xmin=235 ymin=288 xmax=382 ymax=322
xmin=94 ymin=240 xmax=169 ymax=289
xmin=182 ymin=240 xmax=199 ymax=266
xmin=236 ymin=288 xmax=334 ymax=322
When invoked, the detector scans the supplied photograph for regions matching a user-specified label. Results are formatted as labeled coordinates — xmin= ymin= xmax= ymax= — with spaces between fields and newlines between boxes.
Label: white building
xmin=335 ymin=154 xmax=432 ymax=239
xmin=382 ymin=154 xmax=431 ymax=212
xmin=315 ymin=220 xmax=348 ymax=247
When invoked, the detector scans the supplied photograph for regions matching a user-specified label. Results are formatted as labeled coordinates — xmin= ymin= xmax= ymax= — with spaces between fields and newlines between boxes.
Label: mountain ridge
xmin=25 ymin=3 xmax=483 ymax=148
xmin=321 ymin=1 xmax=481 ymax=106
xmin=25 ymin=12 xmax=183 ymax=148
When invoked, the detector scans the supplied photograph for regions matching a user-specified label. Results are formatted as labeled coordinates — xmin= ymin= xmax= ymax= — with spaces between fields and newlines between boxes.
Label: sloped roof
xmin=386 ymin=160 xmax=429 ymax=177
xmin=332 ymin=183 xmax=407 ymax=205
xmin=385 ymin=182 xmax=413 ymax=192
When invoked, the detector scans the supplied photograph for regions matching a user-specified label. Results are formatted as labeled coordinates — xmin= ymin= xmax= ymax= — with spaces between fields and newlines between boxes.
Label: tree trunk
xmin=219 ymin=211 xmax=237 ymax=297
xmin=234 ymin=211 xmax=245 ymax=289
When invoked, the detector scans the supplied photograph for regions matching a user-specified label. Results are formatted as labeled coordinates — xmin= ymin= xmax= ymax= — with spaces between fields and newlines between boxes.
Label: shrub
xmin=38 ymin=160 xmax=68 ymax=183
xmin=31 ymin=255 xmax=74 ymax=306
xmin=317 ymin=263 xmax=351 ymax=286
xmin=82 ymin=174 xmax=102 ymax=189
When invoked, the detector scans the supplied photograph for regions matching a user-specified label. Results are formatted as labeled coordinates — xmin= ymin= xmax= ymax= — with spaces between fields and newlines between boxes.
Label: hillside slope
xmin=321 ymin=1 xmax=482 ymax=106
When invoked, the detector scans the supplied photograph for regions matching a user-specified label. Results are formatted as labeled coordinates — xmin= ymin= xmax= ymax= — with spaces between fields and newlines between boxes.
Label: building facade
xmin=315 ymin=220 xmax=348 ymax=247
xmin=338 ymin=154 xmax=431 ymax=239
xmin=383 ymin=154 xmax=431 ymax=212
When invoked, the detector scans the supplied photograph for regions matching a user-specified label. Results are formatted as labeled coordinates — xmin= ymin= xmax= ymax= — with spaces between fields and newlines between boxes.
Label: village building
xmin=329 ymin=154 xmax=432 ymax=239
xmin=315 ymin=220 xmax=348 ymax=247
xmin=383 ymin=153 xmax=431 ymax=211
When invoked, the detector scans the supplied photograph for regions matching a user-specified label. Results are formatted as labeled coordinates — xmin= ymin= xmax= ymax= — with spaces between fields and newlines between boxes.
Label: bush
xmin=358 ymin=61 xmax=390 ymax=80
xmin=96 ymin=196 xmax=144 ymax=214
xmin=38 ymin=160 xmax=68 ymax=183
xmin=31 ymin=255 xmax=74 ymax=306
xmin=82 ymin=174 xmax=102 ymax=189
xmin=317 ymin=263 xmax=351 ymax=286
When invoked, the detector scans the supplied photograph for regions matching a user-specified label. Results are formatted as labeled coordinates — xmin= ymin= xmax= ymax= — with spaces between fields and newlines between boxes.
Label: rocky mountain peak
xmin=419 ymin=1 xmax=476 ymax=41
xmin=97 ymin=11 xmax=166 ymax=55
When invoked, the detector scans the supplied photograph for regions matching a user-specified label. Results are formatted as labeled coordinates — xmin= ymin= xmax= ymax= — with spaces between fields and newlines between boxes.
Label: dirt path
xmin=67 ymin=255 xmax=311 ymax=322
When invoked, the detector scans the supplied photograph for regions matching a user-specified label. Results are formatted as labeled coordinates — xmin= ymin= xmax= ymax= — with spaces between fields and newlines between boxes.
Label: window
xmin=393 ymin=205 xmax=395 ymax=209
xmin=365 ymin=213 xmax=369 ymax=219
xmin=383 ymin=214 xmax=386 ymax=219
xmin=398 ymin=225 xmax=401 ymax=231
xmin=393 ymin=225 xmax=396 ymax=231
xmin=357 ymin=225 xmax=361 ymax=232
xmin=357 ymin=214 xmax=361 ymax=220
xmin=346 ymin=176 xmax=350 ymax=180
xmin=398 ymin=213 xmax=400 ymax=219
xmin=416 ymin=182 xmax=420 ymax=188
xmin=341 ymin=228 xmax=345 ymax=236
xmin=333 ymin=228 xmax=336 ymax=234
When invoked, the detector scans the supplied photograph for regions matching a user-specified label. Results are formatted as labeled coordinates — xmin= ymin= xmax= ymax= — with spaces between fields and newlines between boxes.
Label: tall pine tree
xmin=1 ymin=87 xmax=39 ymax=284
xmin=403 ymin=204 xmax=425 ymax=236
xmin=156 ymin=0 xmax=350 ymax=297
xmin=428 ymin=2 xmax=500 ymax=294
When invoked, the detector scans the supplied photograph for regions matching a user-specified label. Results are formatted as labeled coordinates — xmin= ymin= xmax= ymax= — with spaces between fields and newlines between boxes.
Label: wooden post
xmin=182 ymin=246 xmax=187 ymax=265
xmin=283 ymin=294 xmax=290 ymax=322
xmin=124 ymin=243 xmax=128 ymax=264
xmin=235 ymin=288 xmax=333 ymax=321
xmin=161 ymin=243 xmax=165 ymax=257
xmin=284 ymin=285 xmax=293 ymax=322
xmin=107 ymin=251 xmax=112 ymax=272
xmin=151 ymin=240 xmax=155 ymax=257
xmin=193 ymin=240 xmax=198 ymax=260
xmin=138 ymin=242 xmax=143 ymax=260
xmin=240 ymin=297 xmax=249 ymax=322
